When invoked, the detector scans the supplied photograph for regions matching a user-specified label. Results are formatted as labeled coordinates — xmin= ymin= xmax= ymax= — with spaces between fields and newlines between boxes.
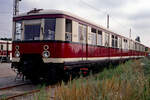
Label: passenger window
xmin=145 ymin=47 xmax=148 ymax=52
xmin=105 ymin=33 xmax=109 ymax=47
xmin=119 ymin=37 xmax=122 ymax=49
xmin=112 ymin=35 xmax=115 ymax=47
xmin=124 ymin=39 xmax=128 ymax=49
xmin=135 ymin=43 xmax=137 ymax=50
xmin=44 ymin=19 xmax=56 ymax=40
xmin=133 ymin=43 xmax=135 ymax=50
xmin=115 ymin=36 xmax=118 ymax=48
xmin=91 ymin=28 xmax=96 ymax=45
xmin=65 ymin=19 xmax=72 ymax=41
xmin=0 ymin=45 xmax=3 ymax=51
xmin=24 ymin=24 xmax=41 ymax=40
xmin=97 ymin=30 xmax=102 ymax=46
xmin=112 ymin=35 xmax=118 ymax=48
xmin=15 ymin=21 xmax=22 ymax=41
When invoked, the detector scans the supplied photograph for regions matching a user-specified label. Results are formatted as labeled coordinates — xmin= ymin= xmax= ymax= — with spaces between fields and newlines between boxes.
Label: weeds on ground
xmin=35 ymin=58 xmax=150 ymax=100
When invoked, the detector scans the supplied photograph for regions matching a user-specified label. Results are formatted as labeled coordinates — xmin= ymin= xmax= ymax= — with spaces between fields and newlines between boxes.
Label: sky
xmin=0 ymin=0 xmax=150 ymax=47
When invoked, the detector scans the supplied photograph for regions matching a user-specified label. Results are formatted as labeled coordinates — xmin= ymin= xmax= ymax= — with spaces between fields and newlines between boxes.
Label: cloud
xmin=0 ymin=0 xmax=149 ymax=46
xmin=0 ymin=0 xmax=12 ymax=38
xmin=129 ymin=10 xmax=150 ymax=20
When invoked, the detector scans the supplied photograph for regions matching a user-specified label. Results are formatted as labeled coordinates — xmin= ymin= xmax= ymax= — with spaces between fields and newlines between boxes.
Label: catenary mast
xmin=13 ymin=0 xmax=22 ymax=16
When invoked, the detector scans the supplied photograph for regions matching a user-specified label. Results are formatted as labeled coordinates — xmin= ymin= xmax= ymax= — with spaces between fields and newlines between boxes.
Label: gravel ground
xmin=0 ymin=63 xmax=55 ymax=100
xmin=0 ymin=63 xmax=25 ymax=88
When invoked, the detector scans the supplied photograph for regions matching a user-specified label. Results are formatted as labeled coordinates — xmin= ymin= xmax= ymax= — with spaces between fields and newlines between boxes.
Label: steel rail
xmin=1 ymin=85 xmax=55 ymax=100
xmin=0 ymin=83 xmax=30 ymax=91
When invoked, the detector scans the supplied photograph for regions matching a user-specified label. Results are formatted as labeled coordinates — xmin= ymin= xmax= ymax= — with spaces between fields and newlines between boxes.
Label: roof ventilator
xmin=27 ymin=8 xmax=43 ymax=14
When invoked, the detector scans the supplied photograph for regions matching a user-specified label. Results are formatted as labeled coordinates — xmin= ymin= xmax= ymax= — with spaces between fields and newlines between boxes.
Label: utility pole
xmin=13 ymin=0 xmax=22 ymax=16
xmin=107 ymin=14 xmax=109 ymax=29
xmin=129 ymin=28 xmax=131 ymax=39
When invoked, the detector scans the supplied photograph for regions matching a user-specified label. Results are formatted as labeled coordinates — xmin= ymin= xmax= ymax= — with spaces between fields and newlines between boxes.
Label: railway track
xmin=0 ymin=83 xmax=29 ymax=91
xmin=0 ymin=83 xmax=35 ymax=100
xmin=0 ymin=83 xmax=56 ymax=100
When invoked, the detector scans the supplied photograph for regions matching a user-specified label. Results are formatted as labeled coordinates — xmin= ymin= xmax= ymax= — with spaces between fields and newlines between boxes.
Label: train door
xmin=24 ymin=20 xmax=42 ymax=40
xmin=118 ymin=37 xmax=122 ymax=60
xmin=104 ymin=33 xmax=110 ymax=60
xmin=78 ymin=24 xmax=87 ymax=61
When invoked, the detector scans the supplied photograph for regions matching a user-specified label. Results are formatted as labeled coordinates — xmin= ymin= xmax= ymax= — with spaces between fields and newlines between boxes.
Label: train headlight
xmin=15 ymin=51 xmax=20 ymax=58
xmin=43 ymin=51 xmax=50 ymax=58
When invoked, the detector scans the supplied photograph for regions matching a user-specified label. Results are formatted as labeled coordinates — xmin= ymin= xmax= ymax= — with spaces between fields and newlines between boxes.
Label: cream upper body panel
xmin=13 ymin=9 xmax=148 ymax=50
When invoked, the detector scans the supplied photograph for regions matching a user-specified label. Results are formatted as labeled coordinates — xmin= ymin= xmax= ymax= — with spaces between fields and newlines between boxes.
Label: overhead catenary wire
xmin=80 ymin=0 xmax=138 ymax=39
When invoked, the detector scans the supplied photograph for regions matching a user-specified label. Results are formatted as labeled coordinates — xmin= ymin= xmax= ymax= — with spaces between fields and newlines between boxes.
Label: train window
xmin=138 ymin=44 xmax=140 ymax=51
xmin=130 ymin=41 xmax=133 ymax=50
xmin=139 ymin=45 xmax=141 ymax=51
xmin=119 ymin=37 xmax=122 ymax=48
xmin=145 ymin=47 xmax=148 ymax=52
xmin=126 ymin=40 xmax=128 ymax=49
xmin=134 ymin=43 xmax=135 ymax=50
xmin=105 ymin=33 xmax=109 ymax=47
xmin=115 ymin=36 xmax=118 ymax=48
xmin=79 ymin=25 xmax=82 ymax=42
xmin=137 ymin=44 xmax=139 ymax=51
xmin=124 ymin=39 xmax=128 ymax=49
xmin=78 ymin=24 xmax=87 ymax=43
xmin=135 ymin=43 xmax=137 ymax=50
xmin=65 ymin=19 xmax=72 ymax=41
xmin=112 ymin=35 xmax=115 ymax=47
xmin=83 ymin=26 xmax=87 ymax=43
xmin=91 ymin=28 xmax=96 ymax=33
xmin=97 ymin=30 xmax=102 ymax=46
xmin=112 ymin=35 xmax=118 ymax=48
xmin=98 ymin=30 xmax=102 ymax=35
xmin=0 ymin=45 xmax=3 ymax=50
xmin=143 ymin=46 xmax=145 ymax=51
xmin=14 ymin=21 xmax=22 ymax=41
xmin=91 ymin=28 xmax=96 ymax=45
xmin=24 ymin=24 xmax=41 ymax=40
xmin=44 ymin=19 xmax=56 ymax=40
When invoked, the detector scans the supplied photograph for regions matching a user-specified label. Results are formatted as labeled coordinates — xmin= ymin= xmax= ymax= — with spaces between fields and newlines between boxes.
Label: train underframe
xmin=12 ymin=54 xmax=131 ymax=84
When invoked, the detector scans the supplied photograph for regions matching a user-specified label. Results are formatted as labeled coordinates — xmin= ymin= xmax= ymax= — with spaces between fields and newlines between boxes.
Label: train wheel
xmin=19 ymin=55 xmax=43 ymax=84
xmin=42 ymin=64 xmax=64 ymax=84
xmin=22 ymin=59 xmax=41 ymax=84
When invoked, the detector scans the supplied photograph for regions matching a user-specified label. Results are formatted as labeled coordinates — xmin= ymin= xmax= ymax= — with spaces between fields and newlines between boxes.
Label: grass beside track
xmin=34 ymin=58 xmax=150 ymax=100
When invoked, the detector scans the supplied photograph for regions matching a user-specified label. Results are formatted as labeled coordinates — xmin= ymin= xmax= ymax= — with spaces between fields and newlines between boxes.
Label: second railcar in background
xmin=12 ymin=9 xmax=148 ymax=83
xmin=0 ymin=40 xmax=12 ymax=62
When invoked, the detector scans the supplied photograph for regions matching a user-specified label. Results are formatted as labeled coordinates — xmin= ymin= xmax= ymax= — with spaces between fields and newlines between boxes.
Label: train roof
xmin=14 ymin=9 xmax=146 ymax=47
xmin=14 ymin=9 xmax=116 ymax=34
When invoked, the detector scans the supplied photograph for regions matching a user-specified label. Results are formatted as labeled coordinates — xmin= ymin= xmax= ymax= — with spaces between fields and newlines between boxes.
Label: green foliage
xmin=142 ymin=58 xmax=150 ymax=76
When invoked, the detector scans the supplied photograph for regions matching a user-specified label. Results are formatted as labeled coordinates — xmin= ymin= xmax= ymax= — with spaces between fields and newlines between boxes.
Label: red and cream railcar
xmin=0 ymin=40 xmax=12 ymax=62
xmin=12 ymin=9 xmax=148 ymax=83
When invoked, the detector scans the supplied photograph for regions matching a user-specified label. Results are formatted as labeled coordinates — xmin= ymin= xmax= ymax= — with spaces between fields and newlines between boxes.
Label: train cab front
xmin=12 ymin=17 xmax=55 ymax=66
xmin=11 ymin=10 xmax=66 ymax=83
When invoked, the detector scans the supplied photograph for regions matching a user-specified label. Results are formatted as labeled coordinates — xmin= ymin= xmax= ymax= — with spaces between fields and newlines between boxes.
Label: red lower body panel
xmin=12 ymin=41 xmax=146 ymax=59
